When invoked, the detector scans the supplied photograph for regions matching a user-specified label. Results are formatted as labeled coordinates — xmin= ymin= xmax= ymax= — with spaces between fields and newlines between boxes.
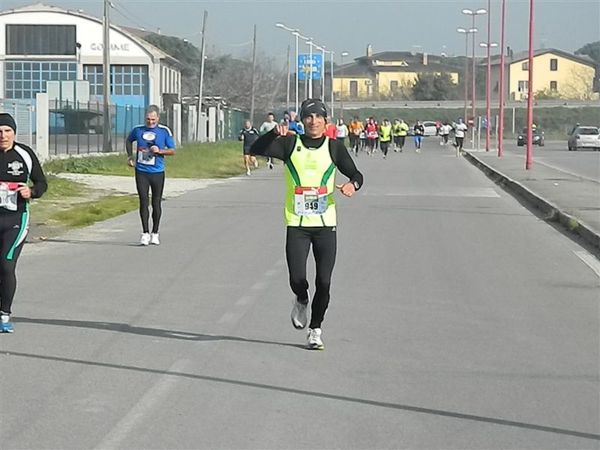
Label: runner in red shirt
xmin=365 ymin=117 xmax=378 ymax=156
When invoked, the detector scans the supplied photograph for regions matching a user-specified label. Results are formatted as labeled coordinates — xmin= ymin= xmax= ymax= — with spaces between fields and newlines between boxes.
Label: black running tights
xmin=0 ymin=212 xmax=27 ymax=315
xmin=135 ymin=171 xmax=165 ymax=233
xmin=286 ymin=226 xmax=337 ymax=329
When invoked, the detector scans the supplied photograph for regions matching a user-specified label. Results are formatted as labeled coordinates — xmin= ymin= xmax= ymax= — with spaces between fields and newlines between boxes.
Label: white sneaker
xmin=140 ymin=233 xmax=151 ymax=246
xmin=150 ymin=233 xmax=160 ymax=245
xmin=307 ymin=328 xmax=324 ymax=350
xmin=291 ymin=296 xmax=308 ymax=330
xmin=246 ymin=169 xmax=251 ymax=176
xmin=253 ymin=159 xmax=259 ymax=168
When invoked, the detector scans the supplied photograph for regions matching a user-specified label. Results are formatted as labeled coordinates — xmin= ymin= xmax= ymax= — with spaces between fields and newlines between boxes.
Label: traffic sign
xmin=298 ymin=54 xmax=322 ymax=81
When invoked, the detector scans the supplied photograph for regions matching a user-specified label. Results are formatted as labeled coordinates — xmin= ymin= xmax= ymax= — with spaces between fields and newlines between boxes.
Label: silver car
xmin=568 ymin=126 xmax=600 ymax=151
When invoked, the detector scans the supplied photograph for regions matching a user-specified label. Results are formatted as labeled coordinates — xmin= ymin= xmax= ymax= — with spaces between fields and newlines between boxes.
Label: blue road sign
xmin=298 ymin=54 xmax=322 ymax=81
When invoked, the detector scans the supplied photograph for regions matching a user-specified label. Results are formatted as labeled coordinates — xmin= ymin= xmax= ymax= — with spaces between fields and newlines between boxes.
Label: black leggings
xmin=0 ymin=212 xmax=28 ymax=315
xmin=135 ymin=171 xmax=165 ymax=233
xmin=286 ymin=226 xmax=336 ymax=329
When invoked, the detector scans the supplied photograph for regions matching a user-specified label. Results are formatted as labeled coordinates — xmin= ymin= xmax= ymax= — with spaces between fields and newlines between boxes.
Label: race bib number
xmin=0 ymin=182 xmax=21 ymax=211
xmin=137 ymin=149 xmax=156 ymax=166
xmin=294 ymin=186 xmax=328 ymax=216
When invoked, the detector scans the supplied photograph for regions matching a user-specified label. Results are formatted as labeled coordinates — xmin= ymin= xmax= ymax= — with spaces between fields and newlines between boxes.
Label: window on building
xmin=521 ymin=62 xmax=528 ymax=71
xmin=349 ymin=80 xmax=358 ymax=98
xmin=84 ymin=65 xmax=148 ymax=97
xmin=4 ymin=60 xmax=76 ymax=99
xmin=6 ymin=25 xmax=76 ymax=55
xmin=390 ymin=80 xmax=399 ymax=93
xmin=518 ymin=80 xmax=529 ymax=92
xmin=550 ymin=58 xmax=558 ymax=71
xmin=550 ymin=81 xmax=558 ymax=91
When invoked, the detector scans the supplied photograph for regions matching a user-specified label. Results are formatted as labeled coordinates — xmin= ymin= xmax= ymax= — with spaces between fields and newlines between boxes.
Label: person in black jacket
xmin=0 ymin=113 xmax=47 ymax=333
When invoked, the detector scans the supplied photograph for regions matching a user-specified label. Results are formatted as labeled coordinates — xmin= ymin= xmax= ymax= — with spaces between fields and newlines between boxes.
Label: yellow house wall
xmin=333 ymin=71 xmax=459 ymax=98
xmin=507 ymin=53 xmax=595 ymax=100
xmin=332 ymin=76 xmax=371 ymax=98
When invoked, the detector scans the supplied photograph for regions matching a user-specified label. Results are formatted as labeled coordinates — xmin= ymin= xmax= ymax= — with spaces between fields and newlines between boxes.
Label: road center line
xmin=94 ymin=359 xmax=189 ymax=450
xmin=574 ymin=251 xmax=600 ymax=279
xmin=217 ymin=259 xmax=284 ymax=325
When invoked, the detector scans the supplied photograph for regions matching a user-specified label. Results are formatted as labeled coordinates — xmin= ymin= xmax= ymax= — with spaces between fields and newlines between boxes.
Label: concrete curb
xmin=463 ymin=151 xmax=600 ymax=251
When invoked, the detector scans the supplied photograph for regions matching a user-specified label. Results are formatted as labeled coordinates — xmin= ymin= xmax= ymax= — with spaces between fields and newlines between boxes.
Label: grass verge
xmin=43 ymin=141 xmax=246 ymax=178
xmin=48 ymin=195 xmax=139 ymax=228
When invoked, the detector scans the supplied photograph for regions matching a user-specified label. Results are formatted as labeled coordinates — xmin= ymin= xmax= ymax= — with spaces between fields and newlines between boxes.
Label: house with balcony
xmin=488 ymin=48 xmax=597 ymax=101
xmin=332 ymin=45 xmax=460 ymax=100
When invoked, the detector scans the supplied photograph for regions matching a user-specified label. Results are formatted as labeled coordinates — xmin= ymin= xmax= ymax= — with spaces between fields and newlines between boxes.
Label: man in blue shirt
xmin=126 ymin=105 xmax=176 ymax=246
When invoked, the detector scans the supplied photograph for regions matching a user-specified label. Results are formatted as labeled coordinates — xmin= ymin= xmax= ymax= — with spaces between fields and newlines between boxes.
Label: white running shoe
xmin=291 ymin=296 xmax=308 ymax=330
xmin=307 ymin=328 xmax=324 ymax=350
xmin=150 ymin=233 xmax=160 ymax=245
xmin=140 ymin=233 xmax=151 ymax=246
xmin=253 ymin=159 xmax=259 ymax=168
xmin=246 ymin=169 xmax=251 ymax=176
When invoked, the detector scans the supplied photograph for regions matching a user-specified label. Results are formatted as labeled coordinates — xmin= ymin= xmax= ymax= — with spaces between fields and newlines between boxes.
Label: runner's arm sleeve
xmin=330 ymin=140 xmax=364 ymax=190
xmin=249 ymin=131 xmax=295 ymax=161
xmin=28 ymin=149 xmax=47 ymax=199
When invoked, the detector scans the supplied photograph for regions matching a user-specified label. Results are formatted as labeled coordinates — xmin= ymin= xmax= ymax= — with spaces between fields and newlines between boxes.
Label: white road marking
xmin=365 ymin=187 xmax=500 ymax=198
xmin=574 ymin=251 xmax=600 ymax=278
xmin=95 ymin=359 xmax=189 ymax=449
xmin=217 ymin=259 xmax=284 ymax=325
xmin=536 ymin=160 xmax=600 ymax=184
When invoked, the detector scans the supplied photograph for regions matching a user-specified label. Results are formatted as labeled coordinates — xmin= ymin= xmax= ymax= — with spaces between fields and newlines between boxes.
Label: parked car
xmin=422 ymin=121 xmax=439 ymax=136
xmin=567 ymin=126 xmax=600 ymax=151
xmin=517 ymin=127 xmax=545 ymax=146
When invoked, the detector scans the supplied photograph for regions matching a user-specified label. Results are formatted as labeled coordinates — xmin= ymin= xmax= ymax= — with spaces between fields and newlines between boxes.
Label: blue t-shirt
xmin=127 ymin=124 xmax=176 ymax=173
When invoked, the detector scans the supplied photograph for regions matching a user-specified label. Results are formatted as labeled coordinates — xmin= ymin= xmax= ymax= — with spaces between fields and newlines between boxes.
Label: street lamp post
xmin=340 ymin=51 xmax=349 ymax=119
xmin=525 ymin=0 xmax=535 ymax=170
xmin=498 ymin=0 xmax=507 ymax=157
xmin=457 ymin=28 xmax=477 ymax=126
xmin=276 ymin=23 xmax=300 ymax=113
xmin=480 ymin=41 xmax=498 ymax=152
xmin=462 ymin=8 xmax=487 ymax=148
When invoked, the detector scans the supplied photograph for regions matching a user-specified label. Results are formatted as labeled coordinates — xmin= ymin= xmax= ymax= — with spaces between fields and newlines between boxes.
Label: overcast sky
xmin=4 ymin=0 xmax=600 ymax=65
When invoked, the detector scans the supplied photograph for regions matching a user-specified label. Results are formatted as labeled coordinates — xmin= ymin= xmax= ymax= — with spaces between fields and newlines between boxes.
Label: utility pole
xmin=250 ymin=24 xmax=257 ymax=125
xmin=286 ymin=44 xmax=291 ymax=112
xmin=196 ymin=10 xmax=208 ymax=141
xmin=102 ymin=0 xmax=112 ymax=152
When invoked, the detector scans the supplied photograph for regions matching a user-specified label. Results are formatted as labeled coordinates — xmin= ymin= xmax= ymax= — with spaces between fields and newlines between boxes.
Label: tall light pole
xmin=275 ymin=23 xmax=300 ymax=113
xmin=457 ymin=28 xmax=477 ymax=126
xmin=462 ymin=8 xmax=487 ymax=147
xmin=196 ymin=10 xmax=208 ymax=141
xmin=329 ymin=50 xmax=334 ymax=118
xmin=525 ymin=0 xmax=535 ymax=170
xmin=102 ymin=0 xmax=112 ymax=152
xmin=480 ymin=41 xmax=498 ymax=152
xmin=498 ymin=0 xmax=507 ymax=157
xmin=339 ymin=51 xmax=349 ymax=119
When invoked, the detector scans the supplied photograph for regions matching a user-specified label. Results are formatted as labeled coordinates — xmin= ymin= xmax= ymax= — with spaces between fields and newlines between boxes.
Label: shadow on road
xmin=14 ymin=317 xmax=305 ymax=349
xmin=3 ymin=348 xmax=599 ymax=442
xmin=30 ymin=238 xmax=144 ymax=247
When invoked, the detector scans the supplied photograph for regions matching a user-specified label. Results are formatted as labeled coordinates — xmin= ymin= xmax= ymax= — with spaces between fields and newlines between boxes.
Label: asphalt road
xmin=1 ymin=143 xmax=599 ymax=449
xmin=503 ymin=140 xmax=600 ymax=181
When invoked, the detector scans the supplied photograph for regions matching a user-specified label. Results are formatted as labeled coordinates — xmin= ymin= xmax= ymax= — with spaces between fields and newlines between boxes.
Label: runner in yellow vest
xmin=250 ymin=99 xmax=364 ymax=350
xmin=393 ymin=118 xmax=409 ymax=152
xmin=378 ymin=118 xmax=392 ymax=159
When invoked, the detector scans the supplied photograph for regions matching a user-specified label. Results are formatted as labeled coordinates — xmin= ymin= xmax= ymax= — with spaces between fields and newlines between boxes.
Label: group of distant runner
xmin=241 ymin=113 xmax=472 ymax=165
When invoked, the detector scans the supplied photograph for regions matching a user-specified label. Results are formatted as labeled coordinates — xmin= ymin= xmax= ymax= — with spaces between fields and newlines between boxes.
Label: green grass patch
xmin=42 ymin=175 xmax=90 ymax=200
xmin=43 ymin=141 xmax=247 ymax=178
xmin=48 ymin=195 xmax=139 ymax=228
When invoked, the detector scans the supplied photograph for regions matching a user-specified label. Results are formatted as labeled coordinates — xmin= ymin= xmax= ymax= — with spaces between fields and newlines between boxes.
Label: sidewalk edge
xmin=463 ymin=151 xmax=600 ymax=251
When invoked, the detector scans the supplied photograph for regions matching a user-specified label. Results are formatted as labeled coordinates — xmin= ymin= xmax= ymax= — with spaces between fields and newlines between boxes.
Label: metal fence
xmin=48 ymin=100 xmax=146 ymax=156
